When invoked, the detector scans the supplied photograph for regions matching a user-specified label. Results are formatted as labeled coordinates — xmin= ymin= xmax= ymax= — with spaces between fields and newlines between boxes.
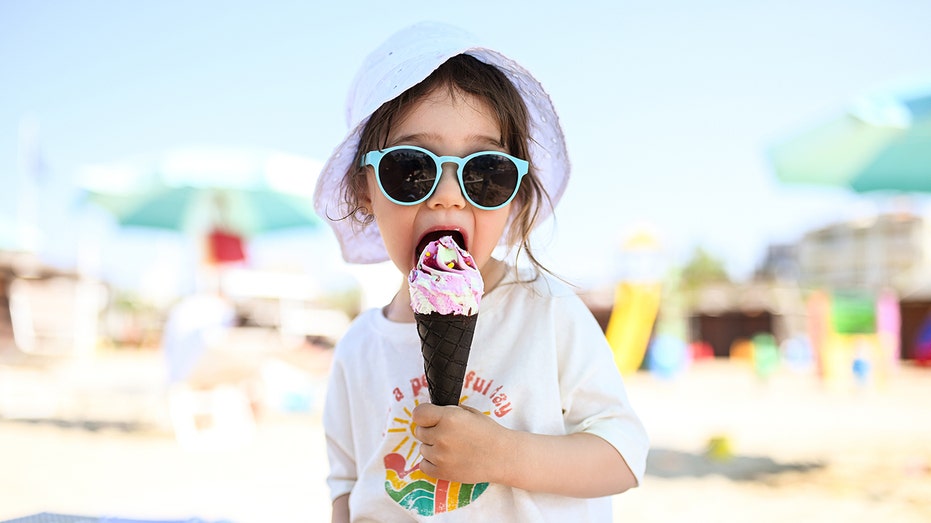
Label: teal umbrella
xmin=768 ymin=83 xmax=931 ymax=193
xmin=81 ymin=147 xmax=322 ymax=236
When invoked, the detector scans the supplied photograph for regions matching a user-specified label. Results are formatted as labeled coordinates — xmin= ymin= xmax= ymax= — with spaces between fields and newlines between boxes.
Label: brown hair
xmin=340 ymin=54 xmax=553 ymax=274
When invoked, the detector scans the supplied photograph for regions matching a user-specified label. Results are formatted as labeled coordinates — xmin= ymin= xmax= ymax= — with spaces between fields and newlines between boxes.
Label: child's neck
xmin=382 ymin=258 xmax=507 ymax=323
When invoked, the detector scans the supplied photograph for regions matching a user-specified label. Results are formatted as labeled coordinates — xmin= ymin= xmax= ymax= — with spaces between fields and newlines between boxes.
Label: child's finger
xmin=413 ymin=424 xmax=432 ymax=444
xmin=411 ymin=402 xmax=444 ymax=427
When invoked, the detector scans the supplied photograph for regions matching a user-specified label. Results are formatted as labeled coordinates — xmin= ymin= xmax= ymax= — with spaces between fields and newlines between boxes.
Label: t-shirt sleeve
xmin=323 ymin=354 xmax=357 ymax=500
xmin=554 ymin=291 xmax=650 ymax=486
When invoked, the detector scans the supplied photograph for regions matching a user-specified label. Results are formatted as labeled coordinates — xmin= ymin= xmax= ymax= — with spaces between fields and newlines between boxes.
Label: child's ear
xmin=359 ymin=177 xmax=373 ymax=215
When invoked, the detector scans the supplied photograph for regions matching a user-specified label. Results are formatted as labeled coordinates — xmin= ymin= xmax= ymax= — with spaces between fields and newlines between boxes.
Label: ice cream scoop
xmin=409 ymin=235 xmax=483 ymax=316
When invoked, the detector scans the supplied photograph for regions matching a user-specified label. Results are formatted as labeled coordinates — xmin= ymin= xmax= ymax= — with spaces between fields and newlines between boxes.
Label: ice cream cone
xmin=415 ymin=312 xmax=477 ymax=406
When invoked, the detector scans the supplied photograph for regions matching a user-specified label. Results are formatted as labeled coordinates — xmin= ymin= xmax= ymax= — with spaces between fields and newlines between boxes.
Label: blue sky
xmin=3 ymin=0 xmax=931 ymax=295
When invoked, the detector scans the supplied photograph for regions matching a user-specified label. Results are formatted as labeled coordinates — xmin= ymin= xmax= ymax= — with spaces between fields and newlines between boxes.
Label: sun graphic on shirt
xmin=386 ymin=395 xmax=492 ymax=459
xmin=382 ymin=395 xmax=490 ymax=516
xmin=386 ymin=401 xmax=422 ymax=463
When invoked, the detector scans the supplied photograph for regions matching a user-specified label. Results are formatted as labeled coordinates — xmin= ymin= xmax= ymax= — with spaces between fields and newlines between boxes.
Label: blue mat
xmin=1 ymin=514 xmax=233 ymax=523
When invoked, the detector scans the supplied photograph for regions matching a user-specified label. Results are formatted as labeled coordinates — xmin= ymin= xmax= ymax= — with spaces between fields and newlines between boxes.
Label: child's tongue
xmin=416 ymin=230 xmax=464 ymax=261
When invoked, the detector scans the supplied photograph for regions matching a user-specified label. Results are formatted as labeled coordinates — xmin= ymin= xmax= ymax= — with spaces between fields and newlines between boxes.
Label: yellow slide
xmin=605 ymin=281 xmax=662 ymax=375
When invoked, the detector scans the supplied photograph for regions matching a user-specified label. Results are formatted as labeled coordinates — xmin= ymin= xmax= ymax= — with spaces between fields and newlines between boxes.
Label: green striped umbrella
xmin=769 ymin=83 xmax=931 ymax=193
xmin=81 ymin=147 xmax=322 ymax=235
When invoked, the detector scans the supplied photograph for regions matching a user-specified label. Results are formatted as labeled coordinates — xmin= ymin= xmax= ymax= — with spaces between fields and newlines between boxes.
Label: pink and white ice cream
xmin=409 ymin=235 xmax=484 ymax=316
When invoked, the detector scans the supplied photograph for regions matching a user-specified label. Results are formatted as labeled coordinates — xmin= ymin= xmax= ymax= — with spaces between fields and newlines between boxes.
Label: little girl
xmin=314 ymin=22 xmax=648 ymax=522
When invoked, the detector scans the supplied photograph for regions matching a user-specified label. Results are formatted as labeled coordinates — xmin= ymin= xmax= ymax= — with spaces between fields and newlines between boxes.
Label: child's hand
xmin=412 ymin=402 xmax=638 ymax=497
xmin=411 ymin=403 xmax=511 ymax=484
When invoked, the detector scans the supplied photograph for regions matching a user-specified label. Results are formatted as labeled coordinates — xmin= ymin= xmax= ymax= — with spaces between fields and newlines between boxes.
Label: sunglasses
xmin=362 ymin=145 xmax=529 ymax=210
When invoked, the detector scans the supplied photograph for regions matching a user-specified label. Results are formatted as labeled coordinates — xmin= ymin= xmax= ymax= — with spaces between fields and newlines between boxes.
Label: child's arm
xmin=331 ymin=494 xmax=350 ymax=523
xmin=412 ymin=404 xmax=637 ymax=497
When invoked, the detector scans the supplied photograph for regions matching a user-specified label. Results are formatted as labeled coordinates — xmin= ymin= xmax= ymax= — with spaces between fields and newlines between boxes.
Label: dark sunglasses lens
xmin=462 ymin=154 xmax=520 ymax=208
xmin=379 ymin=149 xmax=437 ymax=203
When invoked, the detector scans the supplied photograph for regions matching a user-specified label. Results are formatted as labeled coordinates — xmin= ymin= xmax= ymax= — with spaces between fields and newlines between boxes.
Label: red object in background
xmin=689 ymin=341 xmax=715 ymax=360
xmin=208 ymin=228 xmax=246 ymax=264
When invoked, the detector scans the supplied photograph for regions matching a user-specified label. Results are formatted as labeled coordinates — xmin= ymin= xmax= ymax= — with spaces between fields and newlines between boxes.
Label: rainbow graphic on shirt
xmin=383 ymin=373 xmax=514 ymax=515
xmin=384 ymin=453 xmax=488 ymax=515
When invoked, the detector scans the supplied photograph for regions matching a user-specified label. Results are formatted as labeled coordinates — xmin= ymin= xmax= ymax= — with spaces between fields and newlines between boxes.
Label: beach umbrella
xmin=80 ymin=146 xmax=323 ymax=236
xmin=768 ymin=83 xmax=931 ymax=193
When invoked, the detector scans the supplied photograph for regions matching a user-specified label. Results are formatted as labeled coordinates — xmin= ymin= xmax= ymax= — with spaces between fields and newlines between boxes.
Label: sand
xmin=1 ymin=350 xmax=929 ymax=522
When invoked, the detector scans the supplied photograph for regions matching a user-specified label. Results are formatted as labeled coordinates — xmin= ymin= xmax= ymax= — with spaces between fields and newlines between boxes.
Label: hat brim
xmin=313 ymin=23 xmax=570 ymax=264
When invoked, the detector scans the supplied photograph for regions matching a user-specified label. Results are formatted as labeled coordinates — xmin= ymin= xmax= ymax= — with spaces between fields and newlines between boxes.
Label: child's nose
xmin=427 ymin=163 xmax=467 ymax=209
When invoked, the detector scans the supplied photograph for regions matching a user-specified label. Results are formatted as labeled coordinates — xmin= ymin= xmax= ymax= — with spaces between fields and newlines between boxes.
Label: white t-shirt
xmin=324 ymin=269 xmax=649 ymax=522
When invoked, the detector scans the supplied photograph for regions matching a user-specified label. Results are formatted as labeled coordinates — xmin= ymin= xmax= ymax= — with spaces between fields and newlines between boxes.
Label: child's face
xmin=363 ymin=86 xmax=512 ymax=275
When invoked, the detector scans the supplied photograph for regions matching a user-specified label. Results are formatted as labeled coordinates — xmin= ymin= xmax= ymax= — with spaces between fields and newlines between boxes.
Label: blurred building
xmin=689 ymin=281 xmax=807 ymax=358
xmin=0 ymin=251 xmax=105 ymax=357
xmin=797 ymin=212 xmax=931 ymax=361
xmin=755 ymin=243 xmax=800 ymax=283
xmin=795 ymin=212 xmax=931 ymax=294
xmin=690 ymin=212 xmax=931 ymax=360
xmin=755 ymin=212 xmax=931 ymax=361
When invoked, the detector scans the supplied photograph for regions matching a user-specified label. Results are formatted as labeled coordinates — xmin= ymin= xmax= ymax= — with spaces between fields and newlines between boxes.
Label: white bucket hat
xmin=313 ymin=21 xmax=570 ymax=264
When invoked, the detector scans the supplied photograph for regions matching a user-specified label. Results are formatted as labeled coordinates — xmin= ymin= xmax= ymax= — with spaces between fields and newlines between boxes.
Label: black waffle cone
xmin=414 ymin=312 xmax=477 ymax=406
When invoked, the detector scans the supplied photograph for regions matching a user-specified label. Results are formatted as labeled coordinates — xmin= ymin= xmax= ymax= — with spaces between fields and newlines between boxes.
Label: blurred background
xmin=1 ymin=1 xmax=930 ymax=522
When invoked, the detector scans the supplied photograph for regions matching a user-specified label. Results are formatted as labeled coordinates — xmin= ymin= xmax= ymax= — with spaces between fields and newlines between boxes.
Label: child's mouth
xmin=415 ymin=230 xmax=466 ymax=261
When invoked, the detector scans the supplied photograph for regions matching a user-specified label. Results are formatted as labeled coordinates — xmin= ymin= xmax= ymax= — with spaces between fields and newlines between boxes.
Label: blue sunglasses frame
xmin=362 ymin=145 xmax=529 ymax=210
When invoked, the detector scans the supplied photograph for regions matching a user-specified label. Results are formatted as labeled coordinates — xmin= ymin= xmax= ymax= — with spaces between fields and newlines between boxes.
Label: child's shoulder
xmin=333 ymin=306 xmax=416 ymax=351
xmin=331 ymin=308 xmax=386 ymax=353
xmin=500 ymin=266 xmax=580 ymax=301
xmin=489 ymin=267 xmax=596 ymax=328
